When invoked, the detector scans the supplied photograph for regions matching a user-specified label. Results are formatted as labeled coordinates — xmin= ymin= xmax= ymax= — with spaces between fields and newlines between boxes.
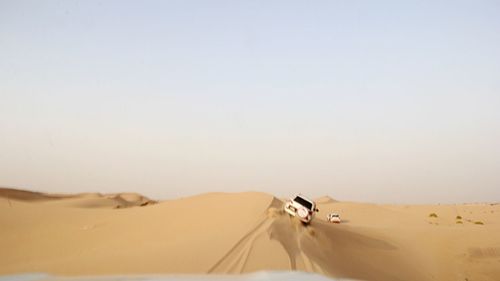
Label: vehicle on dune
xmin=283 ymin=194 xmax=319 ymax=224
xmin=327 ymin=212 xmax=341 ymax=223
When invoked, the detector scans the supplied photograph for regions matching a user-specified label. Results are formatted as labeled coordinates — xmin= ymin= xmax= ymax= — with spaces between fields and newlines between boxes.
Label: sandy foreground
xmin=0 ymin=272 xmax=350 ymax=281
xmin=0 ymin=188 xmax=499 ymax=281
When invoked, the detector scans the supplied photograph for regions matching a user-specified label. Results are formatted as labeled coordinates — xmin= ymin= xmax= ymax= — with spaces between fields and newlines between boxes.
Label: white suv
xmin=327 ymin=213 xmax=341 ymax=223
xmin=283 ymin=194 xmax=319 ymax=224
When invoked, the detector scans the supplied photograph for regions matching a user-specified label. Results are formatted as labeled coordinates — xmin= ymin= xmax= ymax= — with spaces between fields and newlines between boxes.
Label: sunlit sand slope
xmin=1 ymin=188 xmax=499 ymax=281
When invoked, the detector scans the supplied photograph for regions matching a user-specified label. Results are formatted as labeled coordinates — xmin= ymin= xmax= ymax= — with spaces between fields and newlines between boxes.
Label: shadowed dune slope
xmin=0 ymin=187 xmax=155 ymax=208
xmin=0 ymin=187 xmax=69 ymax=201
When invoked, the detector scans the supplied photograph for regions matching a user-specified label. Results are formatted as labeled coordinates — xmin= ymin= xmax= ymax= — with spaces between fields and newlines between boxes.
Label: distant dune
xmin=0 ymin=188 xmax=499 ymax=281
xmin=0 ymin=187 xmax=156 ymax=208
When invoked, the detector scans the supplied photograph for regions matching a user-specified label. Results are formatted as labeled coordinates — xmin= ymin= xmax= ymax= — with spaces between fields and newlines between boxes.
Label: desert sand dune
xmin=314 ymin=196 xmax=338 ymax=205
xmin=0 ymin=188 xmax=155 ymax=208
xmin=210 ymin=198 xmax=425 ymax=281
xmin=1 ymin=189 xmax=499 ymax=281
xmin=0 ymin=187 xmax=73 ymax=202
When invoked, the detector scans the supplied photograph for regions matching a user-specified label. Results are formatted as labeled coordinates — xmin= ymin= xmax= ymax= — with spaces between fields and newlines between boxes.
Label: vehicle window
xmin=294 ymin=196 xmax=313 ymax=210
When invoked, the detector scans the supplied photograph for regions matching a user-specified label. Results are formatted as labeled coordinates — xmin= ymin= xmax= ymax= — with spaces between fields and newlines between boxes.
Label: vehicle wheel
xmin=297 ymin=208 xmax=308 ymax=219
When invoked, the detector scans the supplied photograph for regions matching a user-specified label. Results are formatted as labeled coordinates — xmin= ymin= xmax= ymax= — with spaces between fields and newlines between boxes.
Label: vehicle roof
xmin=293 ymin=194 xmax=315 ymax=204
xmin=294 ymin=194 xmax=313 ymax=200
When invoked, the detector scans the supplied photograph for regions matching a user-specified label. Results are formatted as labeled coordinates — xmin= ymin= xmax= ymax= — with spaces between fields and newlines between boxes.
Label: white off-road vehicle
xmin=284 ymin=194 xmax=319 ymax=224
xmin=327 ymin=212 xmax=341 ymax=223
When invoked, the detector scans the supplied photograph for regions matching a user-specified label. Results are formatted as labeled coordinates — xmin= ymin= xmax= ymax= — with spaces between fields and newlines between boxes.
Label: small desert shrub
xmin=456 ymin=221 xmax=463 ymax=224
xmin=456 ymin=215 xmax=462 ymax=220
xmin=429 ymin=213 xmax=438 ymax=218
xmin=474 ymin=221 xmax=484 ymax=225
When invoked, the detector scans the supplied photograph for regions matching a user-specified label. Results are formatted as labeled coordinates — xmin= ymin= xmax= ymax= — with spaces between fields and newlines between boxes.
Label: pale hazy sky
xmin=1 ymin=0 xmax=499 ymax=203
